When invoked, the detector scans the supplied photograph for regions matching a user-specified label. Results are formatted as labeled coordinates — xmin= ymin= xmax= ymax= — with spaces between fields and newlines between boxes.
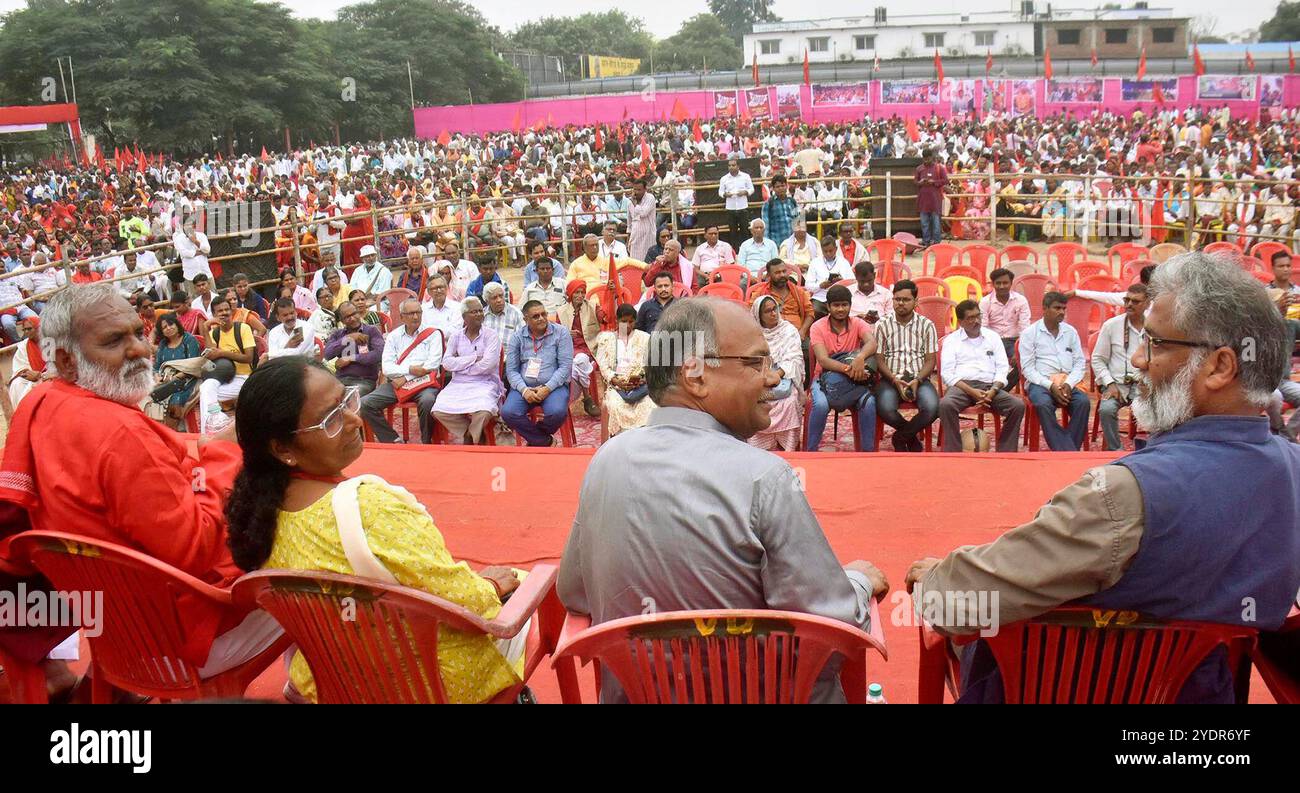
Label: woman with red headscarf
xmin=7 ymin=316 xmax=52 ymax=409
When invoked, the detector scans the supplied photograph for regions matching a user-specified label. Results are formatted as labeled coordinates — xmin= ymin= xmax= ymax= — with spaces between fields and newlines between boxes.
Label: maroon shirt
xmin=914 ymin=162 xmax=949 ymax=214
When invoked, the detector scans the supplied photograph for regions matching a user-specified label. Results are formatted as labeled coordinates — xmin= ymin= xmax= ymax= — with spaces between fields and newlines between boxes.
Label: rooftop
xmin=750 ymin=5 xmax=1180 ymax=34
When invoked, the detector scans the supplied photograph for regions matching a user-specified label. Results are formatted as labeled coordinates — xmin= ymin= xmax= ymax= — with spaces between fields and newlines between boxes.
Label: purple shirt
xmin=324 ymin=323 xmax=385 ymax=382
xmin=914 ymin=162 xmax=949 ymax=214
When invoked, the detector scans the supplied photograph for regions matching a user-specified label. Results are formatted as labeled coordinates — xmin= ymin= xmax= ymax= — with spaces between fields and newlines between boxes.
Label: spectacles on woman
xmin=293 ymin=385 xmax=361 ymax=439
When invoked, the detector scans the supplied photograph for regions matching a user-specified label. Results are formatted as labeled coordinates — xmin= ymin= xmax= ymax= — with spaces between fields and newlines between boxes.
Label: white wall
xmin=746 ymin=23 xmax=1036 ymax=65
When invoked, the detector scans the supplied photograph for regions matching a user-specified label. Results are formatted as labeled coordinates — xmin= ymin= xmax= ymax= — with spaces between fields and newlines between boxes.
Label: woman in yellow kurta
xmin=225 ymin=356 xmax=524 ymax=703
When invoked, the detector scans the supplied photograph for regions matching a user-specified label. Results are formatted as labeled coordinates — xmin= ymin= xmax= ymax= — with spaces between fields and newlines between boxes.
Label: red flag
xmin=639 ymin=135 xmax=651 ymax=162
xmin=752 ymin=52 xmax=759 ymax=87
xmin=511 ymin=108 xmax=522 ymax=134
xmin=1193 ymin=44 xmax=1206 ymax=77
xmin=533 ymin=117 xmax=546 ymax=132
xmin=603 ymin=254 xmax=618 ymax=325
xmin=803 ymin=48 xmax=810 ymax=85
xmin=905 ymin=117 xmax=920 ymax=143
xmin=670 ymin=98 xmax=689 ymax=122
xmin=617 ymin=124 xmax=627 ymax=144
xmin=94 ymin=143 xmax=105 ymax=172
xmin=437 ymin=129 xmax=451 ymax=146
xmin=933 ymin=49 xmax=944 ymax=82
xmin=1044 ymin=46 xmax=1053 ymax=80
xmin=1090 ymin=48 xmax=1098 ymax=68
xmin=622 ymin=105 xmax=628 ymax=120
xmin=1290 ymin=45 xmax=1296 ymax=73
xmin=692 ymin=119 xmax=703 ymax=143
xmin=1136 ymin=47 xmax=1147 ymax=80
xmin=873 ymin=54 xmax=880 ymax=73
xmin=1245 ymin=50 xmax=1256 ymax=72
xmin=594 ymin=125 xmax=604 ymax=151
xmin=260 ymin=146 xmax=269 ymax=162
xmin=1152 ymin=83 xmax=1166 ymax=104
xmin=985 ymin=50 xmax=993 ymax=75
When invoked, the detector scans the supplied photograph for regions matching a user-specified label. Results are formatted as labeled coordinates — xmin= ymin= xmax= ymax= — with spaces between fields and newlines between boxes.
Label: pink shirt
xmin=848 ymin=282 xmax=893 ymax=322
xmin=979 ymin=291 xmax=1031 ymax=339
xmin=809 ymin=316 xmax=872 ymax=381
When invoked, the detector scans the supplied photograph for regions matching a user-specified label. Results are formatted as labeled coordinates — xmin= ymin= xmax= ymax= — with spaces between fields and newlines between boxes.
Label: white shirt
xmin=940 ymin=326 xmax=1010 ymax=388
xmin=1091 ymin=314 xmax=1144 ymax=389
xmin=1020 ymin=319 xmax=1086 ymax=390
xmin=382 ymin=323 xmax=445 ymax=379
xmin=436 ymin=258 xmax=478 ymax=285
xmin=421 ymin=297 xmax=464 ymax=336
xmin=598 ymin=239 xmax=628 ymax=260
xmin=349 ymin=261 xmax=393 ymax=295
xmin=191 ymin=293 xmax=216 ymax=319
xmin=21 ymin=263 xmax=66 ymax=296
xmin=172 ymin=230 xmax=212 ymax=281
xmin=111 ymin=263 xmax=152 ymax=296
xmin=804 ymin=253 xmax=854 ymax=303
xmin=267 ymin=320 xmax=318 ymax=358
xmin=718 ymin=171 xmax=754 ymax=211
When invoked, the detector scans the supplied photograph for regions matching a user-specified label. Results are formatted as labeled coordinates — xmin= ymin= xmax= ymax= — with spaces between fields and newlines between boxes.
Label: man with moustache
xmin=906 ymin=254 xmax=1300 ymax=703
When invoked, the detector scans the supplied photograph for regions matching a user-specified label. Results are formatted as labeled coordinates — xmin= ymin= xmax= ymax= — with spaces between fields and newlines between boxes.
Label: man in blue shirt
xmin=761 ymin=174 xmax=800 ymax=247
xmin=502 ymin=300 xmax=575 ymax=446
xmin=465 ymin=256 xmax=511 ymax=304
xmin=522 ymin=241 xmax=566 ymax=286
xmin=736 ymin=219 xmax=780 ymax=277
xmin=1020 ymin=291 xmax=1090 ymax=450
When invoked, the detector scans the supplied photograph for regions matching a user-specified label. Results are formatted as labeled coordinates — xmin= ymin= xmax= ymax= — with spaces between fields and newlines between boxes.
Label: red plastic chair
xmin=892 ymin=231 xmax=921 ymax=255
xmin=1250 ymin=241 xmax=1291 ymax=269
xmin=616 ymin=265 xmax=646 ymax=298
xmin=698 ymin=282 xmax=745 ymax=302
xmin=933 ymin=349 xmax=1005 ymax=450
xmin=710 ymin=264 xmax=752 ymax=290
xmin=801 ymin=391 xmax=879 ymax=451
xmin=1121 ymin=258 xmax=1154 ymax=287
xmin=1204 ymin=240 xmax=1243 ymax=258
xmin=1045 ymin=242 xmax=1088 ymax=282
xmin=512 ymin=403 xmax=578 ymax=447
xmin=917 ymin=607 xmax=1256 ymax=704
xmin=999 ymin=244 xmax=1038 ymax=268
xmin=960 ymin=244 xmax=999 ymax=283
xmin=1107 ymin=242 xmax=1148 ymax=272
xmin=8 ymin=530 xmax=293 ymax=703
xmin=1011 ymin=274 xmax=1058 ymax=322
xmin=586 ymin=284 xmax=633 ymax=330
xmin=865 ymin=239 xmax=905 ymax=265
xmin=875 ymin=261 xmax=912 ymax=288
xmin=916 ymin=296 xmax=957 ymax=333
xmin=935 ymin=262 xmax=984 ymax=284
xmin=1062 ymin=260 xmax=1110 ymax=289
xmin=1065 ymin=279 xmax=1117 ymax=337
xmin=911 ymin=276 xmax=950 ymax=300
xmin=552 ymin=603 xmax=887 ymax=704
xmin=1253 ymin=604 xmax=1300 ymax=705
xmin=1240 ymin=255 xmax=1269 ymax=276
xmin=377 ymin=287 xmax=418 ymax=331
xmin=921 ymin=243 xmax=962 ymax=277
xmin=230 ymin=566 xmax=564 ymax=704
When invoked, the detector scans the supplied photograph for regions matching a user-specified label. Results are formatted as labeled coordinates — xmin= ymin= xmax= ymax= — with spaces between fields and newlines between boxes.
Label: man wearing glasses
xmin=1019 ymin=291 xmax=1090 ymax=451
xmin=501 ymin=300 xmax=574 ymax=446
xmin=1091 ymin=283 xmax=1149 ymax=451
xmin=359 ymin=299 xmax=444 ymax=444
xmin=908 ymin=254 xmax=1300 ymax=703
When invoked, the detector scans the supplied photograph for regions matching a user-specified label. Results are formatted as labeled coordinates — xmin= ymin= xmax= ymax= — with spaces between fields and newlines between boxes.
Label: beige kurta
xmin=594 ymin=329 xmax=656 ymax=436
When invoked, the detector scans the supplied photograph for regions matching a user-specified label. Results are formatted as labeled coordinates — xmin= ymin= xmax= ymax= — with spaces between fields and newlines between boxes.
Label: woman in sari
xmin=7 ymin=316 xmax=53 ymax=409
xmin=962 ymin=163 xmax=992 ymax=240
xmin=152 ymin=312 xmax=202 ymax=420
xmin=748 ymin=294 xmax=804 ymax=452
xmin=225 ymin=357 xmax=527 ymax=703
xmin=593 ymin=304 xmax=656 ymax=437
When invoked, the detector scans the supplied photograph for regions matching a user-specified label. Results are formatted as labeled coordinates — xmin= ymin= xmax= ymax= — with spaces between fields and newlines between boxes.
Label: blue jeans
xmin=875 ymin=380 xmax=939 ymax=446
xmin=1027 ymin=383 xmax=1091 ymax=451
xmin=806 ymin=380 xmax=877 ymax=451
xmin=1 ymin=306 xmax=37 ymax=343
xmin=502 ymin=385 xmax=570 ymax=446
xmin=920 ymin=212 xmax=942 ymax=246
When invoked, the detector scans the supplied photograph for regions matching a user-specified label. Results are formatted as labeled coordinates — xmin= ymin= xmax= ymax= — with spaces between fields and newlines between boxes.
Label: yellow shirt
xmin=567 ymin=255 xmax=646 ymax=292
xmin=210 ymin=322 xmax=257 ymax=377
xmin=265 ymin=482 xmax=520 ymax=703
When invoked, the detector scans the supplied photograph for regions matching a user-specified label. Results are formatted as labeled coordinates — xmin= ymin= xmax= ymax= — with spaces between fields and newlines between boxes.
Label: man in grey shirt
xmin=558 ymin=298 xmax=889 ymax=703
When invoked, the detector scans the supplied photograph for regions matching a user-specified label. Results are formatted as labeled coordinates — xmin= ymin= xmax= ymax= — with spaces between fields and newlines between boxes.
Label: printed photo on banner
xmin=943 ymin=79 xmax=978 ymax=117
xmin=775 ymin=85 xmax=802 ymax=118
xmin=810 ymin=82 xmax=872 ymax=106
xmin=714 ymin=91 xmax=737 ymax=119
xmin=981 ymin=79 xmax=1008 ymax=116
xmin=1197 ymin=75 xmax=1256 ymax=101
xmin=1260 ymin=75 xmax=1284 ymax=108
xmin=880 ymin=79 xmax=939 ymax=105
xmin=1122 ymin=78 xmax=1179 ymax=101
xmin=1046 ymin=77 xmax=1102 ymax=103
xmin=1010 ymin=80 xmax=1036 ymax=116
xmin=743 ymin=88 xmax=771 ymax=119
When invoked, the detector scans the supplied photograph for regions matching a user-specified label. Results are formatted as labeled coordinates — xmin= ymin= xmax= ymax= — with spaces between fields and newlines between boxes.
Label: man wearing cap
xmin=349 ymin=243 xmax=393 ymax=298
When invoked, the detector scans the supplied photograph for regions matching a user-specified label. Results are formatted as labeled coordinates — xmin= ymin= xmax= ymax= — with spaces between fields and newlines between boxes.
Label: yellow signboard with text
xmin=585 ymin=55 xmax=641 ymax=78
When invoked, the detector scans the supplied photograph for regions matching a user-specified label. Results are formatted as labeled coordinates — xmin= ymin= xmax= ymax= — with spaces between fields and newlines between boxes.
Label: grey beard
xmin=72 ymin=349 xmax=154 ymax=406
xmin=1131 ymin=353 xmax=1201 ymax=435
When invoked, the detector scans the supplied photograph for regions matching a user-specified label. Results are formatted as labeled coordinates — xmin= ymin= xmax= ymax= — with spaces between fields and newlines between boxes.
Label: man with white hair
xmin=907 ymin=253 xmax=1300 ymax=703
xmin=481 ymin=281 xmax=522 ymax=344
xmin=0 ymin=283 xmax=282 ymax=686
xmin=360 ymin=298 xmax=444 ymax=444
xmin=736 ymin=218 xmax=779 ymax=278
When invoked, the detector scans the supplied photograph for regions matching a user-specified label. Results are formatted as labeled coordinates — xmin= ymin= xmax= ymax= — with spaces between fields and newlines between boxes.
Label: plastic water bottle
xmin=206 ymin=405 xmax=232 ymax=434
xmin=866 ymin=683 xmax=887 ymax=704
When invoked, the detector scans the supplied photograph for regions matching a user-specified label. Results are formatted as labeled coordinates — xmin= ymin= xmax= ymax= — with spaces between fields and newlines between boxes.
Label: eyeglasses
xmin=705 ymin=354 xmax=772 ymax=375
xmin=294 ymin=386 xmax=361 ymax=439
xmin=1144 ymin=333 xmax=1217 ymax=360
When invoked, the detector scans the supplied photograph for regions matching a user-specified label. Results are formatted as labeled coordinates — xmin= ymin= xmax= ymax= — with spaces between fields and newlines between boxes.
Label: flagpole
xmin=407 ymin=60 xmax=415 ymax=110
xmin=67 ymin=57 xmax=77 ymax=106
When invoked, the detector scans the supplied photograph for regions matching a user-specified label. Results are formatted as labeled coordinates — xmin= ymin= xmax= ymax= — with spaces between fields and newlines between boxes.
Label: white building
xmin=746 ymin=9 xmax=1038 ymax=66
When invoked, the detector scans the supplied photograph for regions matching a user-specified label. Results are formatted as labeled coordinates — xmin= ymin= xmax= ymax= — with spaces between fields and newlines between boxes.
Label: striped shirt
xmin=875 ymin=312 xmax=938 ymax=378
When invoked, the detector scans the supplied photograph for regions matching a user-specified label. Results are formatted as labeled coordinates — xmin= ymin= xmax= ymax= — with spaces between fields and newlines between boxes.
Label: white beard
xmin=1131 ymin=353 xmax=1201 ymax=435
xmin=73 ymin=349 xmax=154 ymax=406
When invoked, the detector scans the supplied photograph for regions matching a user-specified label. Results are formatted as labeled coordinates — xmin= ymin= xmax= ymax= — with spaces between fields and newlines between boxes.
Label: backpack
xmin=210 ymin=320 xmax=261 ymax=373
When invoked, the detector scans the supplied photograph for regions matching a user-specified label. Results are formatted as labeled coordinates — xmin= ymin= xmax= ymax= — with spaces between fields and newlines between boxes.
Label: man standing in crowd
xmin=938 ymin=300 xmax=1025 ymax=452
xmin=718 ymin=156 xmax=754 ymax=249
xmin=762 ymin=174 xmax=800 ymax=250
xmin=1020 ymin=291 xmax=1090 ymax=450
xmin=360 ymin=298 xmax=443 ymax=444
xmin=627 ymin=178 xmax=658 ymax=262
xmin=914 ymin=148 xmax=949 ymax=249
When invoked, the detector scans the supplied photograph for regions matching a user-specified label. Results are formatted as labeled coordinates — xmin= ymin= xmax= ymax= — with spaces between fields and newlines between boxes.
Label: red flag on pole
xmin=670 ymin=98 xmax=689 ymax=122
xmin=94 ymin=143 xmax=106 ymax=172
xmin=260 ymin=146 xmax=270 ymax=162
xmin=1136 ymin=47 xmax=1147 ymax=80
xmin=985 ymin=50 xmax=993 ymax=75
xmin=511 ymin=109 xmax=522 ymax=134
xmin=1245 ymin=50 xmax=1256 ymax=72
xmin=803 ymin=48 xmax=810 ymax=85
xmin=1193 ymin=44 xmax=1206 ymax=76
xmin=1152 ymin=83 xmax=1166 ymax=104
xmin=873 ymin=54 xmax=880 ymax=73
xmin=1290 ymin=45 xmax=1296 ymax=73
xmin=594 ymin=125 xmax=604 ymax=151
xmin=752 ymin=52 xmax=760 ymax=87
xmin=692 ymin=119 xmax=703 ymax=143
xmin=1044 ymin=46 xmax=1053 ymax=80
xmin=933 ymin=49 xmax=944 ymax=82
xmin=639 ymin=135 xmax=651 ymax=162
xmin=905 ymin=117 xmax=920 ymax=143
xmin=603 ymin=253 xmax=618 ymax=326
xmin=436 ymin=129 xmax=451 ymax=147
xmin=1090 ymin=48 xmax=1098 ymax=68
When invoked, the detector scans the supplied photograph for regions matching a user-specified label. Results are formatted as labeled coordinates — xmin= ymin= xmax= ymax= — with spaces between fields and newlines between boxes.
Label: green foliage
xmin=1259 ymin=1 xmax=1300 ymax=41
xmin=509 ymin=10 xmax=655 ymax=66
xmin=707 ymin=0 xmax=779 ymax=44
xmin=654 ymin=13 xmax=742 ymax=71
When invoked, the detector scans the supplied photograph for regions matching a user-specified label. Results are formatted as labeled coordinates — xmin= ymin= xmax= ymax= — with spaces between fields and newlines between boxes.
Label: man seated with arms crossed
xmin=266 ymin=298 xmax=318 ymax=359
xmin=1091 ymin=283 xmax=1149 ymax=451
xmin=360 ymin=299 xmax=443 ymax=444
xmin=323 ymin=300 xmax=385 ymax=398
xmin=558 ymin=298 xmax=889 ymax=703
xmin=806 ymin=284 xmax=878 ymax=452
xmin=874 ymin=280 xmax=939 ymax=452
xmin=980 ymin=268 xmax=1031 ymax=389
xmin=501 ymin=300 xmax=574 ymax=447
xmin=0 ymin=284 xmax=281 ymax=694
xmin=906 ymin=254 xmax=1300 ymax=703
xmin=938 ymin=300 xmax=1025 ymax=452
xmin=847 ymin=261 xmax=893 ymax=325
xmin=1021 ymin=291 xmax=1090 ymax=450
xmin=198 ymin=295 xmax=258 ymax=434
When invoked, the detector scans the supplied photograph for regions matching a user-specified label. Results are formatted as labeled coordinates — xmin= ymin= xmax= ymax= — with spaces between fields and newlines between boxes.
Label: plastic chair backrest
xmin=942 ymin=275 xmax=983 ymax=303
xmin=978 ymin=607 xmax=1256 ymax=704
xmin=1122 ymin=259 xmax=1154 ymax=287
xmin=1000 ymin=245 xmax=1038 ymax=266
xmin=1149 ymin=242 xmax=1186 ymax=263
xmin=378 ymin=287 xmax=418 ymax=331
xmin=921 ymin=243 xmax=962 ymax=277
xmin=935 ymin=263 xmax=984 ymax=284
xmin=892 ymin=231 xmax=921 ymax=254
xmin=587 ymin=284 xmax=633 ymax=329
xmin=912 ymin=276 xmax=950 ymax=299
xmin=1046 ymin=242 xmax=1088 ymax=282
xmin=551 ymin=608 xmax=887 ymax=704
xmin=961 ymin=244 xmax=999 ymax=282
xmin=711 ymin=265 xmax=752 ymax=288
xmin=1063 ymin=260 xmax=1109 ymax=289
xmin=1240 ymin=256 xmax=1268 ymax=275
xmin=698 ymin=282 xmax=745 ymax=302
xmin=1203 ymin=241 xmax=1242 ymax=258
xmin=616 ymin=265 xmax=646 ymax=298
xmin=1250 ymin=241 xmax=1291 ymax=268
xmin=1011 ymin=274 xmax=1057 ymax=322
xmin=1108 ymin=242 xmax=1148 ymax=270
xmin=916 ymin=296 xmax=958 ymax=332
xmin=865 ymin=239 xmax=904 ymax=264
xmin=875 ymin=261 xmax=912 ymax=288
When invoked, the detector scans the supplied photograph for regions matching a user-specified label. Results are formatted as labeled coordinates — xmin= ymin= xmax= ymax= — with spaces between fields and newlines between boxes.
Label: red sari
xmin=341 ymin=193 xmax=373 ymax=269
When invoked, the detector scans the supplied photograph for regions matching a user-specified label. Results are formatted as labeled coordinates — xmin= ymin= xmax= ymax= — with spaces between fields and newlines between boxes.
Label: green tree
xmin=707 ymin=0 xmax=779 ymax=44
xmin=1259 ymin=1 xmax=1300 ymax=40
xmin=510 ymin=10 xmax=655 ymax=67
xmin=655 ymin=14 xmax=742 ymax=71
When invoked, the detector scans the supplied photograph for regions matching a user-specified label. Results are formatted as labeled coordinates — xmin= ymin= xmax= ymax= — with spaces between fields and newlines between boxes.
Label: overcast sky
xmin=0 ymin=0 xmax=1281 ymax=39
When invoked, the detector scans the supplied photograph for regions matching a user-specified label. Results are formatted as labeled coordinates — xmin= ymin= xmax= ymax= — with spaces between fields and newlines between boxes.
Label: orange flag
xmin=803 ymin=48 xmax=810 ymax=85
xmin=1245 ymin=50 xmax=1256 ymax=72
xmin=1291 ymin=45 xmax=1296 ymax=73
xmin=436 ymin=129 xmax=451 ymax=147
xmin=1136 ymin=47 xmax=1147 ymax=80
xmin=985 ymin=50 xmax=993 ymax=75
xmin=933 ymin=49 xmax=944 ymax=82
xmin=1193 ymin=44 xmax=1205 ymax=77
xmin=1090 ymin=47 xmax=1098 ymax=68
xmin=1152 ymin=83 xmax=1166 ymax=104
xmin=752 ymin=52 xmax=759 ymax=86
xmin=670 ymin=98 xmax=689 ymax=122
xmin=905 ymin=117 xmax=920 ymax=143
xmin=594 ymin=124 xmax=603 ymax=150
xmin=511 ymin=108 xmax=522 ymax=133
xmin=1044 ymin=46 xmax=1053 ymax=80
xmin=692 ymin=119 xmax=703 ymax=143
xmin=260 ymin=146 xmax=269 ymax=162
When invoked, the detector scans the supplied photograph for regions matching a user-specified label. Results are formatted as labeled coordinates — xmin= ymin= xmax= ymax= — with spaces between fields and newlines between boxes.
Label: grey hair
xmin=42 ymin=283 xmax=123 ymax=358
xmin=400 ymin=298 xmax=422 ymax=315
xmin=1149 ymin=252 xmax=1288 ymax=408
xmin=483 ymin=281 xmax=505 ymax=298
xmin=461 ymin=296 xmax=483 ymax=315
xmin=645 ymin=298 xmax=721 ymax=403
xmin=407 ymin=244 xmax=426 ymax=257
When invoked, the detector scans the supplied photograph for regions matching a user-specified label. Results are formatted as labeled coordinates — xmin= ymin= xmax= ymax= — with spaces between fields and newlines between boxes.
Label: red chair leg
xmin=0 ymin=648 xmax=49 ymax=704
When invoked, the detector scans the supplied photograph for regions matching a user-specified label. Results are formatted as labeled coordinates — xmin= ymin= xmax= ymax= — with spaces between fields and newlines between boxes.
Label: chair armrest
xmin=551 ymin=611 xmax=593 ymax=705
xmin=483 ymin=563 xmax=557 ymax=639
